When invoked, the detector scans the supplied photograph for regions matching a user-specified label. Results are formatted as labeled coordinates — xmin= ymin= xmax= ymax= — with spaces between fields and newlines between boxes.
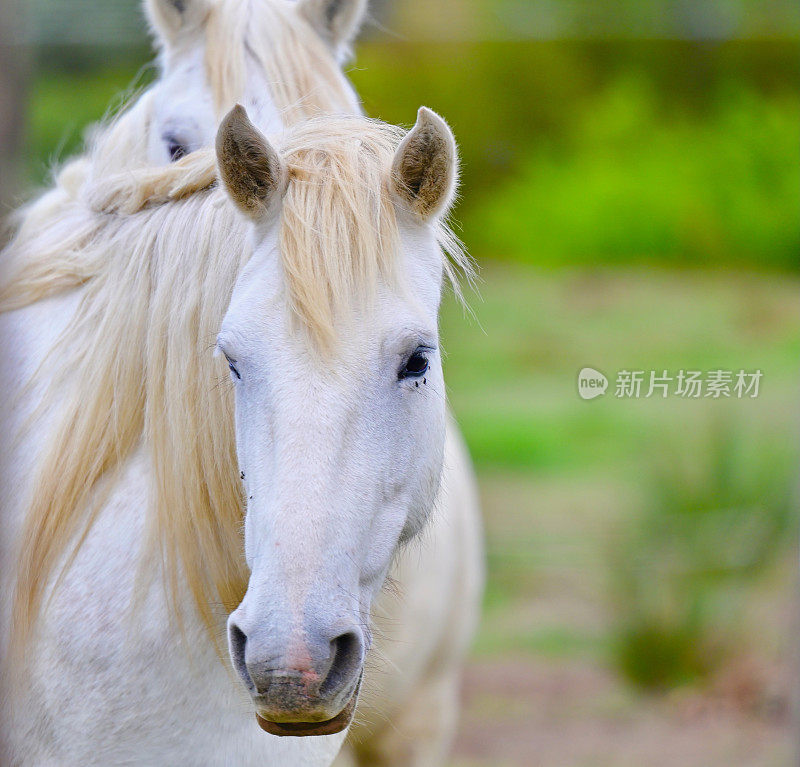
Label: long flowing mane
xmin=3 ymin=114 xmax=470 ymax=657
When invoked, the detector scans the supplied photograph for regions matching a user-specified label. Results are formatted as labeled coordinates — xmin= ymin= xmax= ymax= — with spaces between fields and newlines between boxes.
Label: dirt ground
xmin=446 ymin=461 xmax=798 ymax=767
xmin=452 ymin=656 xmax=794 ymax=767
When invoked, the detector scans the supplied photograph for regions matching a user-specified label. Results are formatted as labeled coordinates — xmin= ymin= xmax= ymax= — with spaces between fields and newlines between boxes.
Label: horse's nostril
xmin=320 ymin=630 xmax=363 ymax=697
xmin=228 ymin=621 xmax=255 ymax=694
xmin=228 ymin=618 xmax=364 ymax=706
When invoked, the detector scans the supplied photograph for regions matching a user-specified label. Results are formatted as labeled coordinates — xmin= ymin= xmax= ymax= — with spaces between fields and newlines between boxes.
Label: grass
xmin=608 ymin=423 xmax=796 ymax=690
xmin=439 ymin=263 xmax=799 ymax=680
xmin=441 ymin=264 xmax=800 ymax=476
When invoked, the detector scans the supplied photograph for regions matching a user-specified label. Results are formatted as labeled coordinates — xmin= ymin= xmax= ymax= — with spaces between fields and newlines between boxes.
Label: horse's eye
xmin=399 ymin=350 xmax=429 ymax=380
xmin=226 ymin=356 xmax=241 ymax=380
xmin=168 ymin=140 xmax=187 ymax=162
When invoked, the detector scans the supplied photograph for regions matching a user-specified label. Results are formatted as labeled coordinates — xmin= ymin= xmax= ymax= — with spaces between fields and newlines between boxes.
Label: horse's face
xmin=214 ymin=107 xmax=459 ymax=735
xmin=143 ymin=0 xmax=365 ymax=164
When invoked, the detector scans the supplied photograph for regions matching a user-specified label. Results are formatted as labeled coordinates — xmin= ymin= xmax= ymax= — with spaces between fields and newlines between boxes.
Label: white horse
xmin=0 ymin=93 xmax=474 ymax=764
xmin=37 ymin=1 xmax=481 ymax=763
xmin=1 ymin=0 xmax=483 ymax=763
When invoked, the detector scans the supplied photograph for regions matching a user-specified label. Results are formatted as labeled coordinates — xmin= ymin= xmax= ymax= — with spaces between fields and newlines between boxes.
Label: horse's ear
xmin=391 ymin=107 xmax=459 ymax=221
xmin=144 ymin=0 xmax=211 ymax=47
xmin=297 ymin=0 xmax=368 ymax=61
xmin=216 ymin=105 xmax=287 ymax=219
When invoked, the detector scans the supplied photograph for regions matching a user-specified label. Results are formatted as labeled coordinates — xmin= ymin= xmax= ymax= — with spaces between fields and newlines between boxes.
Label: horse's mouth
xmin=255 ymin=675 xmax=361 ymax=737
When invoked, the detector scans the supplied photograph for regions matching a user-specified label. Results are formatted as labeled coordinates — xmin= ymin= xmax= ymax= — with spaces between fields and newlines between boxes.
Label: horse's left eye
xmin=168 ymin=140 xmax=187 ymax=162
xmin=399 ymin=350 xmax=429 ymax=379
xmin=226 ymin=357 xmax=241 ymax=380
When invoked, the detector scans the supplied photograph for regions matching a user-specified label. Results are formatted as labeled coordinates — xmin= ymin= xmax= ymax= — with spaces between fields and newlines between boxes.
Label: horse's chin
xmin=254 ymin=675 xmax=361 ymax=737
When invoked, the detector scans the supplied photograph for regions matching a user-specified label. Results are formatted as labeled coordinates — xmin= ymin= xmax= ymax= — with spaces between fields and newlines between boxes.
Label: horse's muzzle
xmin=228 ymin=617 xmax=365 ymax=736
xmin=255 ymin=672 xmax=362 ymax=736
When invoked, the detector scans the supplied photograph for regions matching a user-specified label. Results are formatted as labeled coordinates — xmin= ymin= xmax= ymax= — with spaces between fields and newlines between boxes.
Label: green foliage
xmin=23 ymin=64 xmax=155 ymax=187
xmin=390 ymin=0 xmax=800 ymax=40
xmin=470 ymin=77 xmax=800 ymax=269
xmin=608 ymin=423 xmax=797 ymax=691
xmin=350 ymin=39 xmax=799 ymax=270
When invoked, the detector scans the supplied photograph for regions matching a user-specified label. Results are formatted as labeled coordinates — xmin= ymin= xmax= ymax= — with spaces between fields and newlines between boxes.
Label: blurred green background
xmin=5 ymin=1 xmax=799 ymax=764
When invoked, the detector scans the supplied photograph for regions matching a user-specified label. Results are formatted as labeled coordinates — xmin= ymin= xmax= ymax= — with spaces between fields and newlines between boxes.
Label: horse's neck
xmin=0 ymin=280 xmax=212 ymax=643
xmin=0 ymin=288 xmax=86 ymax=630
xmin=0 ymin=283 xmax=86 ymax=504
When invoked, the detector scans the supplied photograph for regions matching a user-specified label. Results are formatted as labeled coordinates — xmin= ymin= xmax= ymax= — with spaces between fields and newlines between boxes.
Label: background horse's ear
xmin=216 ymin=105 xmax=287 ymax=218
xmin=391 ymin=107 xmax=459 ymax=221
xmin=144 ymin=0 xmax=211 ymax=48
xmin=297 ymin=0 xmax=369 ymax=61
